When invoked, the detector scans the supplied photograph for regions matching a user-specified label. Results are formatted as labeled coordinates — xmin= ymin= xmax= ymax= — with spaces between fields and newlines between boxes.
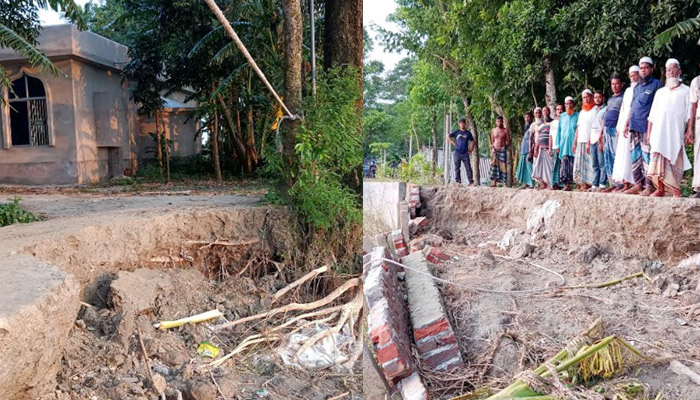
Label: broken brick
xmin=413 ymin=318 xmax=449 ymax=341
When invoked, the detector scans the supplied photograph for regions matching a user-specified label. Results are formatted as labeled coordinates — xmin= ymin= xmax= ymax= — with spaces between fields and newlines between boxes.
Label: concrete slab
xmin=363 ymin=181 xmax=406 ymax=236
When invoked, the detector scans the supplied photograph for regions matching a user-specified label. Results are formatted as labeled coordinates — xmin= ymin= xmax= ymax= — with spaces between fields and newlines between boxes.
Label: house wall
xmin=0 ymin=61 xmax=80 ymax=184
xmin=137 ymin=111 xmax=201 ymax=162
xmin=71 ymin=60 xmax=135 ymax=183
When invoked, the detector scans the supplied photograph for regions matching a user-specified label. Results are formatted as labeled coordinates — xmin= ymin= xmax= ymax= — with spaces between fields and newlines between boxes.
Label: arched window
xmin=9 ymin=74 xmax=49 ymax=146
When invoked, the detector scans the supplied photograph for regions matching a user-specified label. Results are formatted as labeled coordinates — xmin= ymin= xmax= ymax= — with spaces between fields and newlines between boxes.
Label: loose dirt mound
xmin=422 ymin=186 xmax=700 ymax=261
xmin=416 ymin=186 xmax=700 ymax=399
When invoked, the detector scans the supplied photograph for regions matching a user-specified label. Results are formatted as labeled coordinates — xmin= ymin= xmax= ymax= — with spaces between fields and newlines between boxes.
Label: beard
xmin=666 ymin=77 xmax=680 ymax=88
xmin=630 ymin=81 xmax=638 ymax=89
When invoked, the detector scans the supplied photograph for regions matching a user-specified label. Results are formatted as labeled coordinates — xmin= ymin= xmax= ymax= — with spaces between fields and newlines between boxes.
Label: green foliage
xmin=0 ymin=197 xmax=41 ymax=227
xmin=264 ymin=68 xmax=361 ymax=230
xmin=398 ymin=154 xmax=443 ymax=185
xmin=286 ymin=68 xmax=362 ymax=230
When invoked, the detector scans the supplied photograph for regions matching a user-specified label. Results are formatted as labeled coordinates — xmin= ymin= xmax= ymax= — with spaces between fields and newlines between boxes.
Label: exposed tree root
xmin=272 ymin=265 xmax=330 ymax=304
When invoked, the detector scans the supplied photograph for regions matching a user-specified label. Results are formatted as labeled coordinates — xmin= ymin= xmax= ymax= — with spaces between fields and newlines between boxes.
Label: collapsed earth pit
xmin=415 ymin=186 xmax=700 ymax=399
xmin=0 ymin=204 xmax=359 ymax=400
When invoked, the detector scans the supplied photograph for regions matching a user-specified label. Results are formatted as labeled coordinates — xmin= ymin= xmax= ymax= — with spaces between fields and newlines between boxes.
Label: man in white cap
xmin=623 ymin=56 xmax=663 ymax=195
xmin=572 ymin=89 xmax=596 ymax=190
xmin=555 ymin=96 xmax=578 ymax=190
xmin=612 ymin=66 xmax=640 ymax=192
xmin=646 ymin=58 xmax=692 ymax=197
xmin=687 ymin=63 xmax=700 ymax=198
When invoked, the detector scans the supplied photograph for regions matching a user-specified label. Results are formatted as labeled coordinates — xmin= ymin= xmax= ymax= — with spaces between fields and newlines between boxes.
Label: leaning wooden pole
xmin=203 ymin=0 xmax=294 ymax=117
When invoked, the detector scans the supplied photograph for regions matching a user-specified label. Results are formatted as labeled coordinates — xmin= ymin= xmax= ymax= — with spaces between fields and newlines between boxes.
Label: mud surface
xmin=45 ymin=267 xmax=359 ymax=400
xmin=418 ymin=186 xmax=700 ymax=399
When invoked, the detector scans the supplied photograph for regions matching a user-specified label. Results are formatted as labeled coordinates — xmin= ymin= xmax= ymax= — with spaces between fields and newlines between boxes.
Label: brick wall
xmin=403 ymin=251 xmax=463 ymax=371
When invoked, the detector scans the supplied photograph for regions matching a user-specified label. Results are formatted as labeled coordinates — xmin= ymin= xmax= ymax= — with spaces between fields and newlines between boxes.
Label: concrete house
xmin=0 ymin=25 xmax=200 ymax=185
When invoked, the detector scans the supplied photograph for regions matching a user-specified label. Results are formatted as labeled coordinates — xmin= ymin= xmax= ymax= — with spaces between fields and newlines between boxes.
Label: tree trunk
xmin=161 ymin=110 xmax=171 ymax=183
xmin=461 ymin=96 xmax=480 ymax=185
xmin=544 ymin=55 xmax=557 ymax=111
xmin=431 ymin=115 xmax=438 ymax=175
xmin=155 ymin=110 xmax=163 ymax=176
xmin=217 ymin=95 xmax=248 ymax=172
xmin=323 ymin=0 xmax=362 ymax=76
xmin=246 ymin=107 xmax=258 ymax=172
xmin=211 ymin=110 xmax=222 ymax=182
xmin=281 ymin=0 xmax=303 ymax=185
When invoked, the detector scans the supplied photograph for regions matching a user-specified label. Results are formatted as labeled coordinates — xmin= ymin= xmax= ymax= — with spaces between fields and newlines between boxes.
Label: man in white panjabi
xmin=612 ymin=66 xmax=640 ymax=192
xmin=687 ymin=64 xmax=700 ymax=199
xmin=646 ymin=58 xmax=692 ymax=197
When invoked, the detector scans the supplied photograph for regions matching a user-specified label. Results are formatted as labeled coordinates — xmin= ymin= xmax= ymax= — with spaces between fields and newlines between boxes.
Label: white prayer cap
xmin=564 ymin=96 xmax=574 ymax=103
xmin=581 ymin=89 xmax=593 ymax=96
xmin=639 ymin=56 xmax=653 ymax=66
xmin=628 ymin=65 xmax=640 ymax=73
xmin=534 ymin=106 xmax=542 ymax=112
xmin=665 ymin=58 xmax=680 ymax=68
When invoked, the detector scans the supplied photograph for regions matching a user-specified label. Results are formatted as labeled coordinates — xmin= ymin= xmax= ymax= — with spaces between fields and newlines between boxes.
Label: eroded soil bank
xmin=416 ymin=186 xmax=700 ymax=399
xmin=0 ymin=194 xmax=360 ymax=400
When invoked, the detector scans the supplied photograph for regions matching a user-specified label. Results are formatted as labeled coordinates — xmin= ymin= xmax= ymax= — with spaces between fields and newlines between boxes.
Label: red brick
xmin=423 ymin=343 xmax=462 ymax=371
xmin=417 ymin=332 xmax=457 ymax=355
xmin=381 ymin=357 xmax=412 ymax=383
xmin=414 ymin=318 xmax=449 ymax=341
xmin=369 ymin=323 xmax=393 ymax=346
xmin=376 ymin=342 xmax=400 ymax=364
xmin=424 ymin=246 xmax=450 ymax=264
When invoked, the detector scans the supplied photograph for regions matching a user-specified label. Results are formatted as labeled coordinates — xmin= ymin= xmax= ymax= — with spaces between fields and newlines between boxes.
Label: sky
xmin=42 ymin=0 xmax=406 ymax=71
xmin=39 ymin=0 xmax=92 ymax=25
xmin=363 ymin=0 xmax=408 ymax=72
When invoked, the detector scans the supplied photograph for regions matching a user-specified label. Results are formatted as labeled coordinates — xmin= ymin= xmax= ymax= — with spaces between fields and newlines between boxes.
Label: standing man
xmin=490 ymin=116 xmax=510 ymax=186
xmin=573 ymin=89 xmax=596 ymax=190
xmin=448 ymin=118 xmax=476 ymax=185
xmin=601 ymin=74 xmax=625 ymax=192
xmin=550 ymin=104 xmax=564 ymax=189
xmin=687 ymin=64 xmax=700 ymax=198
xmin=623 ymin=56 xmax=664 ymax=195
xmin=516 ymin=111 xmax=535 ymax=188
xmin=646 ymin=58 xmax=692 ymax=197
xmin=531 ymin=107 xmax=554 ymax=189
xmin=589 ymin=90 xmax=607 ymax=191
xmin=612 ymin=66 xmax=640 ymax=192
xmin=556 ymin=97 xmax=578 ymax=191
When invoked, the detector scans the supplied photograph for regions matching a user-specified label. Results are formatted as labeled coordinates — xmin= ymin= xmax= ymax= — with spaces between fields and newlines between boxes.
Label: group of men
xmin=446 ymin=56 xmax=700 ymax=197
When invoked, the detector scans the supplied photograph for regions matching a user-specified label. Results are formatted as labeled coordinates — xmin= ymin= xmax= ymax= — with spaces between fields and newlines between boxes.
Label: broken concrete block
xmin=409 ymin=217 xmax=429 ymax=236
xmin=398 ymin=372 xmax=429 ymax=400
xmin=364 ymin=248 xmax=415 ymax=385
xmin=403 ymin=251 xmax=463 ymax=372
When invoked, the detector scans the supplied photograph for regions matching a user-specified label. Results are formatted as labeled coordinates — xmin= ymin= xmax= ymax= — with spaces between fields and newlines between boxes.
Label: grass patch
xmin=0 ymin=197 xmax=42 ymax=227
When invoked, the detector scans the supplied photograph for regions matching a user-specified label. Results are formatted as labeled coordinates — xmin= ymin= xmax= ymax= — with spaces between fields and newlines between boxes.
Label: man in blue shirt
xmin=623 ymin=56 xmax=664 ymax=195
xmin=448 ymin=118 xmax=475 ymax=185
xmin=601 ymin=74 xmax=625 ymax=191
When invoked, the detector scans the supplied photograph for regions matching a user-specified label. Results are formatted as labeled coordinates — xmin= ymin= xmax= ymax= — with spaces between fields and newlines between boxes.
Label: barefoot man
xmin=646 ymin=58 xmax=692 ymax=197
xmin=688 ymin=64 xmax=700 ymax=198
xmin=490 ymin=116 xmax=510 ymax=186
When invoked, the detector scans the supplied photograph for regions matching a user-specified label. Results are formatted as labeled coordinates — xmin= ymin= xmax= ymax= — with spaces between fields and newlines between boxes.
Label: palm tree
xmin=654 ymin=13 xmax=700 ymax=50
xmin=0 ymin=1 xmax=85 ymax=96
